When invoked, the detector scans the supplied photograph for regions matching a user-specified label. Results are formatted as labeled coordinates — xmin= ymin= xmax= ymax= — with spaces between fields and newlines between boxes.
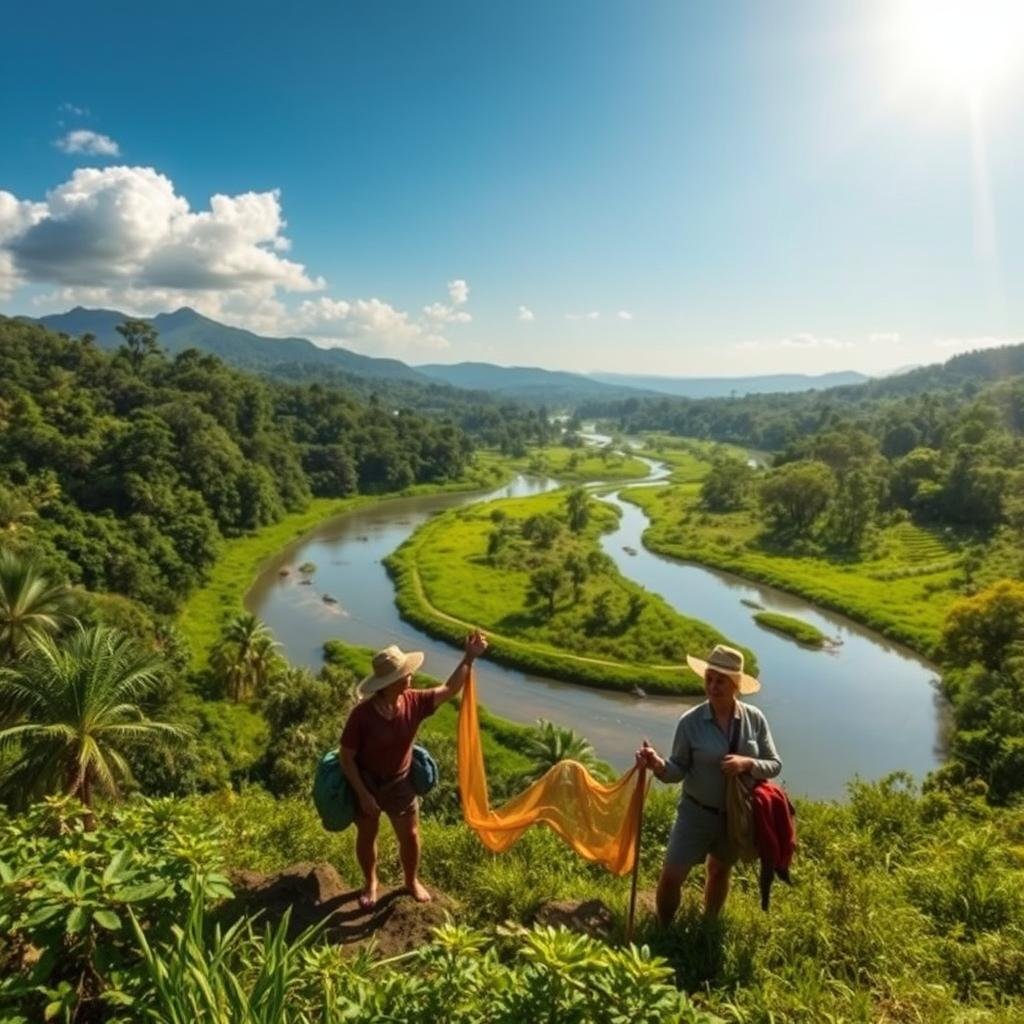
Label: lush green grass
xmin=177 ymin=458 xmax=512 ymax=666
xmin=195 ymin=774 xmax=1024 ymax=1023
xmin=385 ymin=489 xmax=756 ymax=694
xmin=637 ymin=435 xmax=749 ymax=484
xmin=752 ymin=611 xmax=829 ymax=648
xmin=622 ymin=482 xmax=963 ymax=657
xmin=508 ymin=445 xmax=651 ymax=482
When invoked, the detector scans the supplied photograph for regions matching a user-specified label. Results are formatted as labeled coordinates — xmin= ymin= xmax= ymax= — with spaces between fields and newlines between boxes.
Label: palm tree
xmin=211 ymin=612 xmax=282 ymax=701
xmin=0 ymin=549 xmax=76 ymax=661
xmin=518 ymin=719 xmax=610 ymax=784
xmin=0 ymin=625 xmax=186 ymax=812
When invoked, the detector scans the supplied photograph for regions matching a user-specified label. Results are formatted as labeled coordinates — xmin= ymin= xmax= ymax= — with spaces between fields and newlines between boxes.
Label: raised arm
xmin=433 ymin=630 xmax=488 ymax=706
xmin=636 ymin=716 xmax=692 ymax=784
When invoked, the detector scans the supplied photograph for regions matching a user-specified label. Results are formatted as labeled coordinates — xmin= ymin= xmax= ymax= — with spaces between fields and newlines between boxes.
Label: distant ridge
xmin=32 ymin=306 xmax=428 ymax=383
xmin=587 ymin=370 xmax=869 ymax=399
xmin=414 ymin=361 xmax=656 ymax=403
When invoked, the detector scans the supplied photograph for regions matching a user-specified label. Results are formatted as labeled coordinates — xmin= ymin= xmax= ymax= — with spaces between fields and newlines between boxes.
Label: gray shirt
xmin=660 ymin=700 xmax=782 ymax=810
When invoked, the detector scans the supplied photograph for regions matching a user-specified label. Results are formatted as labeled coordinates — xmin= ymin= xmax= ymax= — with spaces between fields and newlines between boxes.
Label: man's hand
xmin=358 ymin=791 xmax=381 ymax=817
xmin=721 ymin=754 xmax=753 ymax=777
xmin=464 ymin=629 xmax=488 ymax=662
xmin=635 ymin=740 xmax=665 ymax=776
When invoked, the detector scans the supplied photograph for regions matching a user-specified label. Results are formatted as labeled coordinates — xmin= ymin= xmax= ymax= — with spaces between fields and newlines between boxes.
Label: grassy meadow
xmin=622 ymin=481 xmax=962 ymax=657
xmin=508 ymin=444 xmax=651 ymax=481
xmin=385 ymin=488 xmax=755 ymax=694
xmin=752 ymin=611 xmax=830 ymax=648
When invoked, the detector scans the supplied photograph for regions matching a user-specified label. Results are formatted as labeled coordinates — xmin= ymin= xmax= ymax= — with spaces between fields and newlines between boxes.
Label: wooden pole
xmin=625 ymin=765 xmax=647 ymax=944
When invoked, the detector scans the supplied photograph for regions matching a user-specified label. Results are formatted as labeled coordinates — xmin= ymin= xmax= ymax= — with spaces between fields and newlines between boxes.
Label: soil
xmin=222 ymin=862 xmax=454 ymax=958
xmin=222 ymin=862 xmax=650 ymax=958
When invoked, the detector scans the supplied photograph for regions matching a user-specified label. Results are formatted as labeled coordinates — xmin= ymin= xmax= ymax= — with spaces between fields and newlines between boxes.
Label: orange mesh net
xmin=457 ymin=671 xmax=649 ymax=876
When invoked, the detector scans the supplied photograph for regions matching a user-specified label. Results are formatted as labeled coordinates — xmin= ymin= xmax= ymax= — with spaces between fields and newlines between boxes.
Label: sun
xmin=894 ymin=0 xmax=1024 ymax=101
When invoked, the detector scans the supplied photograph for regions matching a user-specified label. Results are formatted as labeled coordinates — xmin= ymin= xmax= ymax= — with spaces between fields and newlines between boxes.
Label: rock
xmin=533 ymin=898 xmax=618 ymax=941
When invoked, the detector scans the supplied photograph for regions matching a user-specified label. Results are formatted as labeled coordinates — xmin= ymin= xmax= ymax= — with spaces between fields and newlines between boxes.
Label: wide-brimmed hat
xmin=686 ymin=644 xmax=761 ymax=695
xmin=357 ymin=644 xmax=425 ymax=698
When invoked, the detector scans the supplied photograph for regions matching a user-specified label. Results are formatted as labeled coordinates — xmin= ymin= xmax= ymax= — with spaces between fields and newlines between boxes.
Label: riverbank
xmin=384 ymin=489 xmax=755 ymax=694
xmin=621 ymin=482 xmax=962 ymax=657
xmin=177 ymin=457 xmax=513 ymax=665
xmin=507 ymin=445 xmax=651 ymax=482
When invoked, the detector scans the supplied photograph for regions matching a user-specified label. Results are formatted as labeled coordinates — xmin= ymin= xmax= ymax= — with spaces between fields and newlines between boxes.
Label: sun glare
xmin=895 ymin=0 xmax=1024 ymax=100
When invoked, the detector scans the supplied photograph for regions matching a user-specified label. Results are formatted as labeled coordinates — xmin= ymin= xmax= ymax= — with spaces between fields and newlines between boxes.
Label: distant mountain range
xmin=31 ymin=306 xmax=428 ymax=383
xmin=23 ymin=305 xmax=965 ymax=405
xmin=587 ymin=370 xmax=869 ymax=398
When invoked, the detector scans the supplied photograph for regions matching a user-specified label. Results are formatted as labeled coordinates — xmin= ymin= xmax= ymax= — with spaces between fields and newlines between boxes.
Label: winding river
xmin=246 ymin=461 xmax=945 ymax=800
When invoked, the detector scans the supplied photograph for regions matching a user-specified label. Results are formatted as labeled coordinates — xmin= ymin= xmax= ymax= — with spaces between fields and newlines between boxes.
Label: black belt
xmin=685 ymin=792 xmax=723 ymax=816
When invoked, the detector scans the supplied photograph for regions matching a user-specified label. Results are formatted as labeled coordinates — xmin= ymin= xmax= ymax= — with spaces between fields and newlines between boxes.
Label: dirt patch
xmin=532 ymin=893 xmax=656 ymax=941
xmin=222 ymin=862 xmax=455 ymax=958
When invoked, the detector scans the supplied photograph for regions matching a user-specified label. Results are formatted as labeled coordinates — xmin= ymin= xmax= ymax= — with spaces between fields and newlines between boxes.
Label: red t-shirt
xmin=340 ymin=688 xmax=439 ymax=780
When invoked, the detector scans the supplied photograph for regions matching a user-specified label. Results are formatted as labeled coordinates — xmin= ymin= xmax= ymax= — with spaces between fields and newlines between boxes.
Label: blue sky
xmin=2 ymin=1 xmax=1023 ymax=374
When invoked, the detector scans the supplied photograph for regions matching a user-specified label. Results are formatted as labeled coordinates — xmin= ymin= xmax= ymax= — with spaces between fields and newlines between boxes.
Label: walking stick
xmin=625 ymin=764 xmax=647 ymax=944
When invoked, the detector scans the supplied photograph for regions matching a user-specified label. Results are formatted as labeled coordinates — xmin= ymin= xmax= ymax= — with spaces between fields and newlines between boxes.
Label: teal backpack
xmin=312 ymin=751 xmax=356 ymax=832
xmin=312 ymin=746 xmax=438 ymax=832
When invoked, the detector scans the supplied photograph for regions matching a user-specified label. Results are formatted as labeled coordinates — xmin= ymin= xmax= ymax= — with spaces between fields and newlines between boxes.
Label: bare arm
xmin=433 ymin=630 xmax=488 ymax=706
xmin=339 ymin=745 xmax=379 ymax=816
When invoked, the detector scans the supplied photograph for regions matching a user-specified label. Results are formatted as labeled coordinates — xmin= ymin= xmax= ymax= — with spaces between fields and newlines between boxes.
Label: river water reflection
xmin=247 ymin=471 xmax=945 ymax=800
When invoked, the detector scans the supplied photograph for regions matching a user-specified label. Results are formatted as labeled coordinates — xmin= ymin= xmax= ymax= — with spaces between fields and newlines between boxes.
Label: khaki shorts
xmin=665 ymin=797 xmax=737 ymax=868
xmin=360 ymin=769 xmax=417 ymax=818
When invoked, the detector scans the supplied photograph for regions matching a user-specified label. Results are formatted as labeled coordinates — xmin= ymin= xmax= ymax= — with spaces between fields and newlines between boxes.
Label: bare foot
xmin=358 ymin=882 xmax=377 ymax=910
xmin=407 ymin=879 xmax=431 ymax=903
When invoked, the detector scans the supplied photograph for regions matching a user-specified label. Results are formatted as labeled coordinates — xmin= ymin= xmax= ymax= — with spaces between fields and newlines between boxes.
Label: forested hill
xmin=31 ymin=306 xmax=428 ymax=382
xmin=0 ymin=316 xmax=484 ymax=612
xmin=580 ymin=342 xmax=1024 ymax=451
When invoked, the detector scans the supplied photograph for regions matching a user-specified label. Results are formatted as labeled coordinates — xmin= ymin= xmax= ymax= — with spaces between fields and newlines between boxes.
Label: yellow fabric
xmin=457 ymin=670 xmax=648 ymax=876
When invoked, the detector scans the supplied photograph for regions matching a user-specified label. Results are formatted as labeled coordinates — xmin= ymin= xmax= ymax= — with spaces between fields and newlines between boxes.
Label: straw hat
xmin=686 ymin=644 xmax=761 ymax=695
xmin=357 ymin=644 xmax=425 ymax=698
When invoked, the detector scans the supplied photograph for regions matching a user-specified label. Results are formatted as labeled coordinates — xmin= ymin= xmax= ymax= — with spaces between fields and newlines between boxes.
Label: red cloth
xmin=340 ymin=688 xmax=438 ymax=779
xmin=751 ymin=781 xmax=796 ymax=910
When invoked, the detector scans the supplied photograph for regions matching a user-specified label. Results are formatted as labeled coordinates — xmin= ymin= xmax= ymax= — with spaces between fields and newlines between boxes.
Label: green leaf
xmin=24 ymin=903 xmax=63 ymax=928
xmin=111 ymin=880 xmax=167 ymax=903
xmin=65 ymin=905 xmax=87 ymax=935
xmin=0 ymin=859 xmax=13 ymax=884
xmin=102 ymin=850 xmax=127 ymax=886
xmin=92 ymin=909 xmax=121 ymax=931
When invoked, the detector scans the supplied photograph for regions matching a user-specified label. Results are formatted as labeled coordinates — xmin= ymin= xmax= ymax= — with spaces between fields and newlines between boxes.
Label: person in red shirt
xmin=340 ymin=630 xmax=488 ymax=909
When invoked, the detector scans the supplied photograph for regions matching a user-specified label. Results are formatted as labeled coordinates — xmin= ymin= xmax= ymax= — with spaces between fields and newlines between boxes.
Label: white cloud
xmin=59 ymin=103 xmax=90 ymax=117
xmin=518 ymin=305 xmax=535 ymax=322
xmin=565 ymin=311 xmax=600 ymax=321
xmin=2 ymin=165 xmax=469 ymax=358
xmin=932 ymin=335 xmax=1019 ymax=353
xmin=448 ymin=278 xmax=469 ymax=305
xmin=735 ymin=333 xmax=855 ymax=352
xmin=297 ymin=295 xmax=449 ymax=354
xmin=422 ymin=277 xmax=472 ymax=326
xmin=868 ymin=331 xmax=901 ymax=345
xmin=55 ymin=130 xmax=121 ymax=157
xmin=5 ymin=166 xmax=323 ymax=303
xmin=617 ymin=310 xmax=633 ymax=321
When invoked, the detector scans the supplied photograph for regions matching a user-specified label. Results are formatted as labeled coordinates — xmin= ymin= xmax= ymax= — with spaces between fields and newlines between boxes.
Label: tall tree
xmin=565 ymin=487 xmax=591 ymax=533
xmin=0 ymin=550 xmax=76 ymax=661
xmin=115 ymin=318 xmax=161 ymax=373
xmin=0 ymin=626 xmax=185 ymax=811
xmin=211 ymin=612 xmax=283 ymax=701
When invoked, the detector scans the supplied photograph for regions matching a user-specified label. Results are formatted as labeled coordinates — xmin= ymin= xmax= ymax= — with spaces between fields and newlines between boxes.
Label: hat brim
xmin=686 ymin=654 xmax=761 ymax=695
xmin=357 ymin=651 xmax=425 ymax=698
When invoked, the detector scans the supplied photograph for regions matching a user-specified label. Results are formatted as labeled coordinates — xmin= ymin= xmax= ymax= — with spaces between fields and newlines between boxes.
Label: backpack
xmin=411 ymin=744 xmax=438 ymax=796
xmin=312 ymin=750 xmax=356 ymax=832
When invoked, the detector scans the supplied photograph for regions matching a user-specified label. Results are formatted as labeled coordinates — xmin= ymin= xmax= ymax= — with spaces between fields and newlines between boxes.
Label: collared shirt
xmin=660 ymin=700 xmax=781 ymax=811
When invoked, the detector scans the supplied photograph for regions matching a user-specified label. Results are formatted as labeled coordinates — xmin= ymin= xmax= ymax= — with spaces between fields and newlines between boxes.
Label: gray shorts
xmin=665 ymin=796 xmax=736 ymax=868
